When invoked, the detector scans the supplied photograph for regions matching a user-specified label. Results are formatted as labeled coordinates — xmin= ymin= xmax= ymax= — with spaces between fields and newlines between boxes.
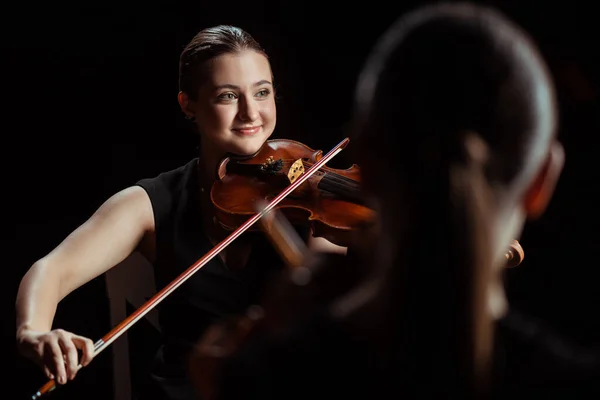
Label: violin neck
xmin=317 ymin=172 xmax=364 ymax=205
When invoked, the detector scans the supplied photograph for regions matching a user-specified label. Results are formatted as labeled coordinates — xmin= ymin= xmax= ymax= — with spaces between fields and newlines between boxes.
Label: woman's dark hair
xmin=179 ymin=25 xmax=269 ymax=101
xmin=348 ymin=2 xmax=557 ymax=398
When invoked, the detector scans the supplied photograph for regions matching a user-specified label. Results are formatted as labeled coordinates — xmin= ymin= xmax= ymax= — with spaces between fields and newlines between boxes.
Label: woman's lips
xmin=233 ymin=126 xmax=262 ymax=136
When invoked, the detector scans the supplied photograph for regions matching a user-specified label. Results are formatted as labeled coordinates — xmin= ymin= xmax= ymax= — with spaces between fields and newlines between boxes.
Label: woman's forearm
xmin=16 ymin=261 xmax=62 ymax=335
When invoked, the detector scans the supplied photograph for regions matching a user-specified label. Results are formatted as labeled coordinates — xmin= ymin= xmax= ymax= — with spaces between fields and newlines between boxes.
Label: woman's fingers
xmin=44 ymin=340 xmax=67 ymax=385
xmin=72 ymin=335 xmax=96 ymax=367
xmin=58 ymin=334 xmax=80 ymax=380
xmin=28 ymin=329 xmax=96 ymax=385
xmin=43 ymin=365 xmax=54 ymax=381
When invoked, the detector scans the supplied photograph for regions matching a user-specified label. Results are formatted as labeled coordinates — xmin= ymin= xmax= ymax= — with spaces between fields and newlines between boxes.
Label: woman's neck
xmin=198 ymin=142 xmax=226 ymax=192
xmin=197 ymin=144 xmax=226 ymax=243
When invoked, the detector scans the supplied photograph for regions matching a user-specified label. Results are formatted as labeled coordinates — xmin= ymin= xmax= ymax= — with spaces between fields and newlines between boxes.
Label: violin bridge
xmin=287 ymin=159 xmax=305 ymax=184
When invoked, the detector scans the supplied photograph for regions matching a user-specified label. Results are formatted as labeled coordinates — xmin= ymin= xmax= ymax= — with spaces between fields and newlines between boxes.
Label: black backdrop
xmin=3 ymin=1 xmax=599 ymax=398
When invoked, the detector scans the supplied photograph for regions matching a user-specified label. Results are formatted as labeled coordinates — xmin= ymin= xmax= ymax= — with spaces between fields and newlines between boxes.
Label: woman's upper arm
xmin=39 ymin=185 xmax=155 ymax=298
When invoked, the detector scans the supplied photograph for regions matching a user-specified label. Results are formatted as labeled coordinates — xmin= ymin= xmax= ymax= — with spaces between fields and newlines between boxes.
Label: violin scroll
xmin=505 ymin=239 xmax=524 ymax=268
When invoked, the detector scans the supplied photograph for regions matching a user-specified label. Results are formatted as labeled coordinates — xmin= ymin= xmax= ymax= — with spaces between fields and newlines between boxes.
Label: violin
xmin=210 ymin=138 xmax=375 ymax=247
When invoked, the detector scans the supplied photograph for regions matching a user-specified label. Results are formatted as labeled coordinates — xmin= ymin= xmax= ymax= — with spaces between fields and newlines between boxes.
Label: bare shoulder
xmin=96 ymin=186 xmax=154 ymax=230
xmin=101 ymin=185 xmax=151 ymax=207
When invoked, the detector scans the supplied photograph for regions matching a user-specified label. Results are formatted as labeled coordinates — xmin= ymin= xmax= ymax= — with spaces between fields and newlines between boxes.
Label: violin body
xmin=210 ymin=139 xmax=374 ymax=247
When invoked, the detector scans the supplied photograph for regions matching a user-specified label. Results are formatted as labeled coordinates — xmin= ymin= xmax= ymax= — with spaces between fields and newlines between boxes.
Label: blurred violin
xmin=210 ymin=138 xmax=375 ymax=247
xmin=188 ymin=200 xmax=527 ymax=399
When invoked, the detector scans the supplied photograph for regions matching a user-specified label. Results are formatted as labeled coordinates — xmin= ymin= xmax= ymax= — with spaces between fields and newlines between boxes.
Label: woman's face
xmin=187 ymin=49 xmax=276 ymax=158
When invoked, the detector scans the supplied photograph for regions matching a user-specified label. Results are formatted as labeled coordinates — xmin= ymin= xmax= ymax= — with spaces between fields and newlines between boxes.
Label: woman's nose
xmin=238 ymin=97 xmax=259 ymax=121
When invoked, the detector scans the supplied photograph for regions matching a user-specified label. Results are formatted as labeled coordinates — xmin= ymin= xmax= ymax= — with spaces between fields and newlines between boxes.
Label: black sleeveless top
xmin=135 ymin=158 xmax=308 ymax=400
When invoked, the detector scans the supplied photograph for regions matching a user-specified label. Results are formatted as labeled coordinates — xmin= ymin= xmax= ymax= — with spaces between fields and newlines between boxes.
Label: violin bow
xmin=30 ymin=137 xmax=351 ymax=399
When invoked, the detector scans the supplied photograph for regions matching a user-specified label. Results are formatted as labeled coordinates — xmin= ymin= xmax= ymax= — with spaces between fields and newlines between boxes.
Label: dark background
xmin=3 ymin=0 xmax=599 ymax=398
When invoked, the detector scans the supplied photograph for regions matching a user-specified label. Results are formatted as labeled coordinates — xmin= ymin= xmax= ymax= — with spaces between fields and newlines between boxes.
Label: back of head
xmin=347 ymin=2 xmax=558 ymax=398
xmin=354 ymin=2 xmax=556 ymax=195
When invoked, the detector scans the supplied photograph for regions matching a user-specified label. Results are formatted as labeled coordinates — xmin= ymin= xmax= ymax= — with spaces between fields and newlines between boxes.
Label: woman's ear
xmin=177 ymin=91 xmax=195 ymax=119
xmin=523 ymin=141 xmax=565 ymax=220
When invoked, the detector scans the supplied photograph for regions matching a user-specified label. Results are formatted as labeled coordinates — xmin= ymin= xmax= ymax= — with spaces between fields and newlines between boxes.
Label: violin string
xmin=280 ymin=160 xmax=359 ymax=185
xmin=278 ymin=159 xmax=361 ymax=197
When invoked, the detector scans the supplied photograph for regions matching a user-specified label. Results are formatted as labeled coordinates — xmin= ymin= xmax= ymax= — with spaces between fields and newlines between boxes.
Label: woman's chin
xmin=230 ymin=136 xmax=271 ymax=157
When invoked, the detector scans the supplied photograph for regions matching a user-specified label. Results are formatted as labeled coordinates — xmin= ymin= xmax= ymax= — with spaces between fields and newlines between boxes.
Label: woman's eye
xmin=218 ymin=92 xmax=237 ymax=101
xmin=256 ymin=89 xmax=270 ymax=98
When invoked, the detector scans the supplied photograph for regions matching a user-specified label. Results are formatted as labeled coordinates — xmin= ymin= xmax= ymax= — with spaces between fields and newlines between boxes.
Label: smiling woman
xmin=178 ymin=44 xmax=278 ymax=171
xmin=15 ymin=24 xmax=344 ymax=400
